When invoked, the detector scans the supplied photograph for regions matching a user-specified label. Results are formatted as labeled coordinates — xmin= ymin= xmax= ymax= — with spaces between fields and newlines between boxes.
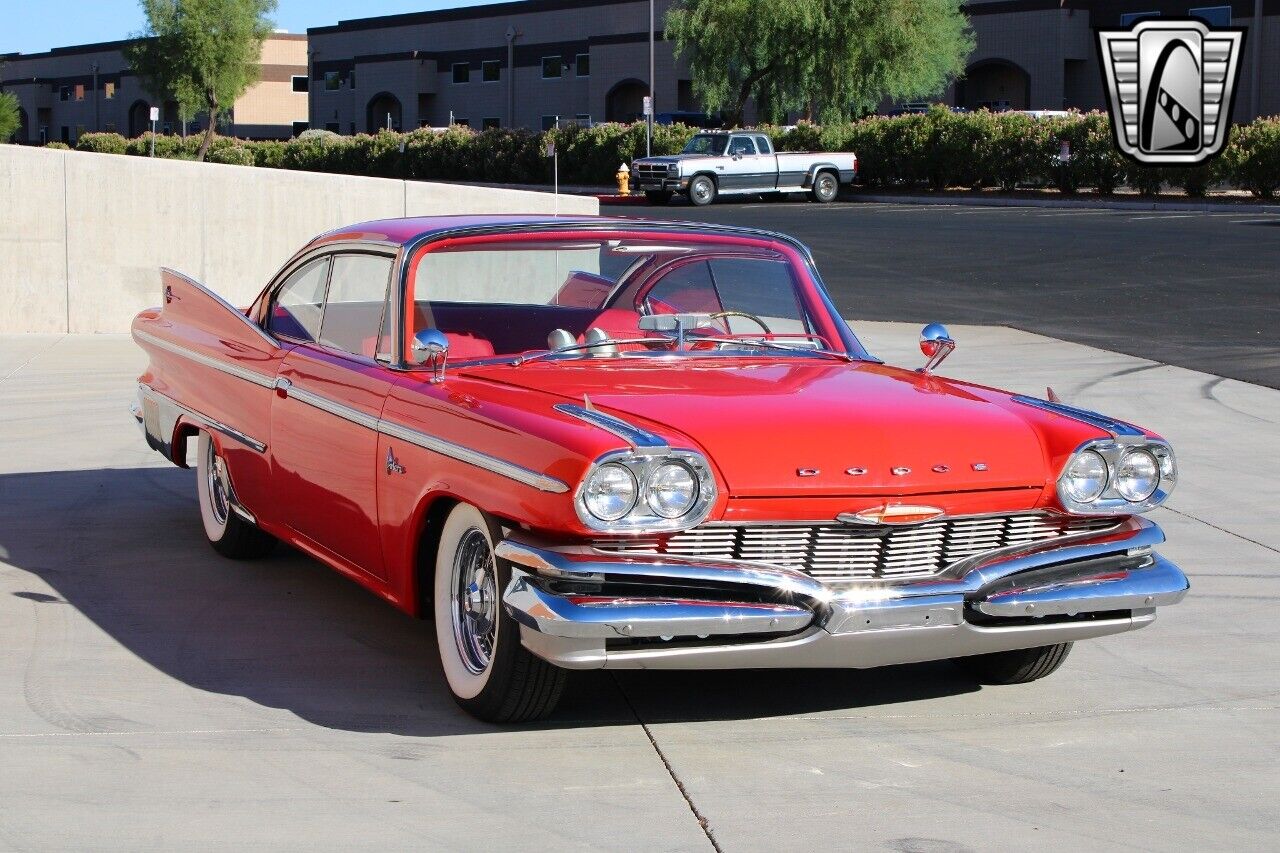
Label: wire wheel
xmin=450 ymin=527 xmax=498 ymax=675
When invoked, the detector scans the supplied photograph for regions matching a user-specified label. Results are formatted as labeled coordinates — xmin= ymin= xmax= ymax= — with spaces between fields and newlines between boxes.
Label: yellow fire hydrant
xmin=616 ymin=162 xmax=630 ymax=196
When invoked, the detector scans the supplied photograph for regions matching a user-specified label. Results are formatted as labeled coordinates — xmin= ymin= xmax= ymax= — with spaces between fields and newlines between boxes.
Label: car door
xmin=269 ymin=250 xmax=397 ymax=580
xmin=720 ymin=135 xmax=771 ymax=192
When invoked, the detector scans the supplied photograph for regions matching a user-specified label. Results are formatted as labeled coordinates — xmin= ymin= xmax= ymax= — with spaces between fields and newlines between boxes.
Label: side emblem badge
xmin=386 ymin=448 xmax=405 ymax=476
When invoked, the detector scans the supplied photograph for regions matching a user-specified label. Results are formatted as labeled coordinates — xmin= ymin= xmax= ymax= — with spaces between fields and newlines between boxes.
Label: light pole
xmin=90 ymin=63 xmax=100 ymax=132
xmin=506 ymin=26 xmax=519 ymax=128
xmin=647 ymin=0 xmax=654 ymax=156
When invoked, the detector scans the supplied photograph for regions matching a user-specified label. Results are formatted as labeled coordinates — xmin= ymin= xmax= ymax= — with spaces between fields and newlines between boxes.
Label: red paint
xmin=133 ymin=216 xmax=1156 ymax=617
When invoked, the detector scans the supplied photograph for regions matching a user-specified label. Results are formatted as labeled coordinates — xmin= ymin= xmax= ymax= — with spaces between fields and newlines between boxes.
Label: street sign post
xmin=149 ymin=107 xmax=159 ymax=157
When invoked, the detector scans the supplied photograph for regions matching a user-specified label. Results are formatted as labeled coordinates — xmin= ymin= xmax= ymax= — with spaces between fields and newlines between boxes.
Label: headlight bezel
xmin=1056 ymin=438 xmax=1176 ymax=515
xmin=574 ymin=449 xmax=717 ymax=532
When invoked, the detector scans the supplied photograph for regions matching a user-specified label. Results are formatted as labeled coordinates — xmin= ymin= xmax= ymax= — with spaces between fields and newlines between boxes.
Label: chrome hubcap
xmin=451 ymin=528 xmax=497 ymax=674
xmin=206 ymin=441 xmax=231 ymax=526
xmin=818 ymin=176 xmax=835 ymax=197
xmin=694 ymin=181 xmax=710 ymax=201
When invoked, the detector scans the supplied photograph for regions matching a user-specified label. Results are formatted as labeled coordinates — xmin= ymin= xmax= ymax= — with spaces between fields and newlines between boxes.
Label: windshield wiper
xmin=510 ymin=337 xmax=672 ymax=366
xmin=686 ymin=337 xmax=856 ymax=362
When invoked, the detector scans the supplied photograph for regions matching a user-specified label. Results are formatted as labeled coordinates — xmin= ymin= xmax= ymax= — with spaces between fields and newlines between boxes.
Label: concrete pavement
xmin=0 ymin=329 xmax=1276 ymax=851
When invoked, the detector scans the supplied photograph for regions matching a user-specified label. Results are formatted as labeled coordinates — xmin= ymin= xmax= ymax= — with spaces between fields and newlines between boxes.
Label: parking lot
xmin=2 ymin=288 xmax=1277 ymax=849
xmin=645 ymin=200 xmax=1280 ymax=389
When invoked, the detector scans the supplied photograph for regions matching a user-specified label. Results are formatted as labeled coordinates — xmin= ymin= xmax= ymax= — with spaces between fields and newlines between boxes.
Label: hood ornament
xmin=837 ymin=505 xmax=946 ymax=526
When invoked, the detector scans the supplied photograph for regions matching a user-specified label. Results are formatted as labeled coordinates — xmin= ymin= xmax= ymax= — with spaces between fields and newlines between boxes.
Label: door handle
xmin=274 ymin=377 xmax=291 ymax=398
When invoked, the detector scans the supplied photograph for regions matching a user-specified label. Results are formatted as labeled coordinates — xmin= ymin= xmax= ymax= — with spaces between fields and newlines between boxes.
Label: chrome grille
xmin=593 ymin=514 xmax=1119 ymax=583
xmin=633 ymin=163 xmax=670 ymax=179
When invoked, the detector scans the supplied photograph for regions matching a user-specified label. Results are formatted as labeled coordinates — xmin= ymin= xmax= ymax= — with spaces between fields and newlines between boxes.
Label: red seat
xmin=445 ymin=332 xmax=495 ymax=360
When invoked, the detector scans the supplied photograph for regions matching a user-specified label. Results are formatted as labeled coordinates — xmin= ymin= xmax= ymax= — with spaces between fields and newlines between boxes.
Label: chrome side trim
xmin=504 ymin=569 xmax=813 ymax=639
xmin=134 ymin=330 xmax=275 ymax=389
xmin=553 ymin=403 xmax=669 ymax=450
xmin=377 ymin=418 xmax=570 ymax=494
xmin=140 ymin=383 xmax=267 ymax=453
xmin=1011 ymin=395 xmax=1146 ymax=440
xmin=275 ymin=376 xmax=569 ymax=494
xmin=277 ymin=378 xmax=382 ymax=431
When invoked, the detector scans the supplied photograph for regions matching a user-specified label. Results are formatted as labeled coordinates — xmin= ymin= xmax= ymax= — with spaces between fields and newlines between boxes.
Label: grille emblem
xmin=838 ymin=504 xmax=946 ymax=526
xmin=972 ymin=462 xmax=988 ymax=471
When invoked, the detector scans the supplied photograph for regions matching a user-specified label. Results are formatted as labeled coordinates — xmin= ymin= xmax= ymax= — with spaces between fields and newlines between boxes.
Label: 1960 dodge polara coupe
xmin=132 ymin=215 xmax=1189 ymax=722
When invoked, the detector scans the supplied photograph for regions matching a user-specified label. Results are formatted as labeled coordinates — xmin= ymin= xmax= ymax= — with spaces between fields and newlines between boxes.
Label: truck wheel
xmin=645 ymin=190 xmax=673 ymax=205
xmin=196 ymin=431 xmax=276 ymax=559
xmin=951 ymin=642 xmax=1073 ymax=685
xmin=810 ymin=170 xmax=839 ymax=203
xmin=688 ymin=175 xmax=717 ymax=206
xmin=434 ymin=502 xmax=567 ymax=723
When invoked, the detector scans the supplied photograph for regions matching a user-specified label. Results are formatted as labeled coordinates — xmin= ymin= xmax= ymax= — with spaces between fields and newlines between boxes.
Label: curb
xmin=848 ymin=192 xmax=1280 ymax=214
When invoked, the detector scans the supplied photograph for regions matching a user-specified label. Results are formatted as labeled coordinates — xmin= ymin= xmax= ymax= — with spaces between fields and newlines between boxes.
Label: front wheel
xmin=196 ymin=431 xmax=276 ymax=559
xmin=810 ymin=170 xmax=839 ymax=203
xmin=433 ymin=502 xmax=567 ymax=723
xmin=688 ymin=175 xmax=717 ymax=206
xmin=951 ymin=642 xmax=1073 ymax=684
xmin=645 ymin=190 xmax=673 ymax=205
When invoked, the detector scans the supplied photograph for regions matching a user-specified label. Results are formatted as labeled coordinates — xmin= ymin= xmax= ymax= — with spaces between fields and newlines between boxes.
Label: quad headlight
xmin=1057 ymin=440 xmax=1176 ymax=515
xmin=576 ymin=450 xmax=717 ymax=531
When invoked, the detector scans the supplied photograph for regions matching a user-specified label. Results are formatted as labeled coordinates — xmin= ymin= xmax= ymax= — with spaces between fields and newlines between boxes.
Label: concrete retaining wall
xmin=0 ymin=145 xmax=598 ymax=334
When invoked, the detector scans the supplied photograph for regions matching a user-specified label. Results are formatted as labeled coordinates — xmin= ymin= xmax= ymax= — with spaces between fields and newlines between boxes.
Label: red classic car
xmin=131 ymin=215 xmax=1189 ymax=722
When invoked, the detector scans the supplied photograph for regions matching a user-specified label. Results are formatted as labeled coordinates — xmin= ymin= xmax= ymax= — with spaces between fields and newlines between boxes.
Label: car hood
xmin=634 ymin=155 xmax=708 ymax=165
xmin=463 ymin=359 xmax=1058 ymax=497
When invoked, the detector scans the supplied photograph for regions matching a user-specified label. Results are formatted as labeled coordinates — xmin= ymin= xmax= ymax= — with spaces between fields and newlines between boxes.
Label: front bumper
xmin=498 ymin=516 xmax=1188 ymax=670
xmin=633 ymin=175 xmax=687 ymax=191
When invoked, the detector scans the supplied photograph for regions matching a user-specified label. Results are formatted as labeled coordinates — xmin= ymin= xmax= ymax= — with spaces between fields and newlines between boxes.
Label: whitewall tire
xmin=195 ymin=431 xmax=275 ymax=559
xmin=433 ymin=502 xmax=566 ymax=722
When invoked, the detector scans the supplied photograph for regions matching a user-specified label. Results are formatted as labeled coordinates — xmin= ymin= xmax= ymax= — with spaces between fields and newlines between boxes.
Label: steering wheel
xmin=709 ymin=310 xmax=772 ymax=335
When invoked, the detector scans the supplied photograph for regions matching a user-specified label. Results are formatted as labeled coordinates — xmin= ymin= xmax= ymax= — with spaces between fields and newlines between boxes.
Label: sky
xmin=3 ymin=0 xmax=512 ymax=54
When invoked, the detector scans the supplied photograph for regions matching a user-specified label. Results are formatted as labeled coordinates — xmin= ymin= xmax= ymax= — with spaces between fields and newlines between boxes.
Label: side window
xmin=645 ymin=261 xmax=722 ymax=314
xmin=727 ymin=136 xmax=756 ymax=156
xmin=755 ymin=135 xmax=772 ymax=154
xmin=707 ymin=257 xmax=810 ymax=335
xmin=318 ymin=253 xmax=395 ymax=359
xmin=267 ymin=257 xmax=330 ymax=342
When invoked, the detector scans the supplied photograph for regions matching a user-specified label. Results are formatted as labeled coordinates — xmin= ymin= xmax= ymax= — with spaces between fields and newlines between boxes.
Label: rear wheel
xmin=196 ymin=431 xmax=276 ymax=559
xmin=433 ymin=502 xmax=567 ymax=723
xmin=688 ymin=175 xmax=717 ymax=206
xmin=951 ymin=642 xmax=1073 ymax=684
xmin=810 ymin=170 xmax=839 ymax=203
xmin=645 ymin=190 xmax=673 ymax=205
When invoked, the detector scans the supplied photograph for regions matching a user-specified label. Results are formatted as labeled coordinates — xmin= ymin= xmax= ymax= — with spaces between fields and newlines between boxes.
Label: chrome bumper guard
xmin=497 ymin=516 xmax=1189 ymax=670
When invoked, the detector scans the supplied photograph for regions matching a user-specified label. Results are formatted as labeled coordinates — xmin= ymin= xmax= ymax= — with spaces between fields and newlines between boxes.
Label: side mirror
xmin=411 ymin=328 xmax=450 ymax=382
xmin=918 ymin=323 xmax=955 ymax=374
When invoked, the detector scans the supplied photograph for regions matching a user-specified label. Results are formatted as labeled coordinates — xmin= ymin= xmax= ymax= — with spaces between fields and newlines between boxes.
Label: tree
xmin=126 ymin=0 xmax=276 ymax=161
xmin=0 ymin=92 xmax=19 ymax=143
xmin=666 ymin=0 xmax=974 ymax=125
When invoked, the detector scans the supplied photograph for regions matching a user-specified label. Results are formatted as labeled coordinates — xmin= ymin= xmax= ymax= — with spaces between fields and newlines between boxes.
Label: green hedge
xmin=61 ymin=110 xmax=1280 ymax=198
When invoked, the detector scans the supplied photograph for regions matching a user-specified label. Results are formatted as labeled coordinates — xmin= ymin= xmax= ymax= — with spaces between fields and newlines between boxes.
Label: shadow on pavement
xmin=0 ymin=466 xmax=979 ymax=736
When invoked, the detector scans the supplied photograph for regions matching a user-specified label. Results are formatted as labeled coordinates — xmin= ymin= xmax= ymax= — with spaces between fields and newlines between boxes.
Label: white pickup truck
xmin=631 ymin=131 xmax=857 ymax=206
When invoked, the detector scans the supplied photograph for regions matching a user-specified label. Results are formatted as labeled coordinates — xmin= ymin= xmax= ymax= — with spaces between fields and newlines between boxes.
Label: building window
xmin=576 ymin=53 xmax=590 ymax=77
xmin=541 ymin=115 xmax=558 ymax=131
xmin=324 ymin=71 xmax=340 ymax=91
xmin=1189 ymin=5 xmax=1231 ymax=25
xmin=325 ymin=121 xmax=340 ymax=132
xmin=1119 ymin=11 xmax=1160 ymax=25
xmin=59 ymin=86 xmax=70 ymax=101
xmin=482 ymin=117 xmax=500 ymax=130
xmin=60 ymin=126 xmax=70 ymax=142
xmin=541 ymin=56 xmax=562 ymax=79
xmin=104 ymin=81 xmax=116 ymax=100
xmin=482 ymin=60 xmax=501 ymax=82
xmin=292 ymin=75 xmax=308 ymax=93
xmin=292 ymin=121 xmax=309 ymax=137
xmin=105 ymin=122 xmax=116 ymax=133
xmin=454 ymin=117 xmax=470 ymax=127
xmin=452 ymin=62 xmax=470 ymax=84
xmin=75 ymin=84 xmax=85 ymax=101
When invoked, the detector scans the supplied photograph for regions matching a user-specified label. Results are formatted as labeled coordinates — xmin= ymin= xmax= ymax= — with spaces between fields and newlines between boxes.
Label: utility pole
xmin=1251 ymin=0 xmax=1263 ymax=120
xmin=647 ymin=0 xmax=654 ymax=156
xmin=90 ymin=63 xmax=100 ymax=132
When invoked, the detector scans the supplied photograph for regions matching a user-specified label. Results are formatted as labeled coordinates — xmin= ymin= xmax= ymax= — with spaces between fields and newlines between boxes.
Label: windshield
xmin=405 ymin=235 xmax=848 ymax=363
xmin=681 ymin=135 xmax=728 ymax=156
